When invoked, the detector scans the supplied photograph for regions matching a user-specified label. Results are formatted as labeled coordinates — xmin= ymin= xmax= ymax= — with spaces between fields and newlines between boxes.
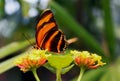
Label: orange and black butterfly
xmin=35 ymin=9 xmax=68 ymax=53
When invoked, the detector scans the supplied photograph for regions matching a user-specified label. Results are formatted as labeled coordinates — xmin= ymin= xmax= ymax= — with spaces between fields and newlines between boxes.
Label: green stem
xmin=32 ymin=68 xmax=40 ymax=81
xmin=56 ymin=68 xmax=62 ymax=81
xmin=77 ymin=67 xmax=85 ymax=81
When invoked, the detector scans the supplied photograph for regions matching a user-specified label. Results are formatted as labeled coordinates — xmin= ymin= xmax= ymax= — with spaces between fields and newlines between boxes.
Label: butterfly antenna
xmin=67 ymin=37 xmax=78 ymax=44
xmin=22 ymin=33 xmax=34 ymax=47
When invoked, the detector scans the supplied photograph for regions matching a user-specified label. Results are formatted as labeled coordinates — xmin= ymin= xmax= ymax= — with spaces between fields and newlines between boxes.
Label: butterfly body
xmin=35 ymin=9 xmax=67 ymax=53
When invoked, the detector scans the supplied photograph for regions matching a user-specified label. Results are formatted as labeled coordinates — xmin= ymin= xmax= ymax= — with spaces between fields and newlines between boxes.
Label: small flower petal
xmin=15 ymin=49 xmax=48 ymax=72
xmin=71 ymin=50 xmax=106 ymax=69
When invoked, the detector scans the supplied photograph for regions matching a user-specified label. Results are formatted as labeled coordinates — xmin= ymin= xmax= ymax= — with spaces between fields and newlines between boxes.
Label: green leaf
xmin=100 ymin=67 xmax=119 ymax=81
xmin=0 ymin=38 xmax=35 ymax=59
xmin=44 ymin=62 xmax=74 ymax=74
xmin=102 ymin=0 xmax=115 ymax=59
xmin=71 ymin=66 xmax=107 ymax=81
xmin=47 ymin=54 xmax=73 ymax=69
xmin=61 ymin=64 xmax=74 ymax=74
xmin=81 ymin=67 xmax=107 ymax=81
xmin=0 ymin=52 xmax=26 ymax=74
xmin=100 ymin=57 xmax=120 ymax=81
xmin=43 ymin=63 xmax=56 ymax=73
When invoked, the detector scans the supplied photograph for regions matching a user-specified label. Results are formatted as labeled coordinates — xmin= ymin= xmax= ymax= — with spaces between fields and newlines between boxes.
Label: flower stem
xmin=32 ymin=68 xmax=40 ymax=81
xmin=77 ymin=67 xmax=85 ymax=81
xmin=56 ymin=68 xmax=62 ymax=81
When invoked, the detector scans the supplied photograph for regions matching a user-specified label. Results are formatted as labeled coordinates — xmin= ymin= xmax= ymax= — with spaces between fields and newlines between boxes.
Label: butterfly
xmin=35 ymin=9 xmax=68 ymax=53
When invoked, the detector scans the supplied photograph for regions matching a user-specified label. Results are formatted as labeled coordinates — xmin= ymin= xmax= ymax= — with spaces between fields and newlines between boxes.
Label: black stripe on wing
xmin=49 ymin=31 xmax=62 ymax=52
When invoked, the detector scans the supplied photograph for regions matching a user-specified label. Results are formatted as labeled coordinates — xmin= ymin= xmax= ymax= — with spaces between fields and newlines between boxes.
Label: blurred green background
xmin=0 ymin=0 xmax=120 ymax=81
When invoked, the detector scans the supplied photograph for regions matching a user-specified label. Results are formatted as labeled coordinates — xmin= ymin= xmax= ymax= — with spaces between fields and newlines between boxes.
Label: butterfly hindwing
xmin=36 ymin=9 xmax=67 ymax=53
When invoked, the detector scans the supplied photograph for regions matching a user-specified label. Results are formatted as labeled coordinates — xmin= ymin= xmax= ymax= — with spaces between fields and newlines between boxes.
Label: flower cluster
xmin=15 ymin=49 xmax=48 ymax=72
xmin=71 ymin=50 xmax=106 ymax=69
xmin=15 ymin=49 xmax=106 ymax=81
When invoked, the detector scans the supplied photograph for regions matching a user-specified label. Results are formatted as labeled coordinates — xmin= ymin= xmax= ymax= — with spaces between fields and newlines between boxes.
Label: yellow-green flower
xmin=71 ymin=50 xmax=106 ymax=69
xmin=15 ymin=49 xmax=48 ymax=72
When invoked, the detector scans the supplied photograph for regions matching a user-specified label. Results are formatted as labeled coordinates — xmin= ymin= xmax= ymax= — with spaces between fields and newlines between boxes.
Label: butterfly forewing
xmin=36 ymin=10 xmax=58 ymax=30
xmin=36 ymin=9 xmax=67 ymax=53
xmin=36 ymin=10 xmax=57 ymax=48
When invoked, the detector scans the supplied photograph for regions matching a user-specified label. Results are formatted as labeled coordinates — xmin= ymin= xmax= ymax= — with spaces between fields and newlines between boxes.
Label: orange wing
xmin=36 ymin=9 xmax=67 ymax=53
